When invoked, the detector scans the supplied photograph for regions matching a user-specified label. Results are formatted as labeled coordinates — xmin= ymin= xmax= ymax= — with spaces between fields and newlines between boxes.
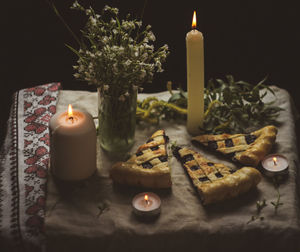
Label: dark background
xmin=1 ymin=0 xmax=299 ymax=147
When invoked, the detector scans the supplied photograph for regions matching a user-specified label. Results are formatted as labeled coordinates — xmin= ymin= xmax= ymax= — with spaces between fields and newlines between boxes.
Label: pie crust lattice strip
xmin=173 ymin=146 xmax=262 ymax=205
xmin=192 ymin=125 xmax=278 ymax=167
xmin=110 ymin=130 xmax=172 ymax=188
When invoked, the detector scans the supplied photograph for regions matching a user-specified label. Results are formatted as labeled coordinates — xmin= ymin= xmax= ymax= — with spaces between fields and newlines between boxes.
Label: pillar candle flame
xmin=192 ymin=11 xmax=197 ymax=29
xmin=68 ymin=104 xmax=74 ymax=123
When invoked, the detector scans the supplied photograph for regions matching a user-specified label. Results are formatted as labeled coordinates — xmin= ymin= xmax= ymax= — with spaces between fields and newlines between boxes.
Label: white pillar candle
xmin=186 ymin=11 xmax=205 ymax=135
xmin=49 ymin=104 xmax=96 ymax=181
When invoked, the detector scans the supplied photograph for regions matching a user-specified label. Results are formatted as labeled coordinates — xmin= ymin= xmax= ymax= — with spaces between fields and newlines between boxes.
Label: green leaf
xmin=65 ymin=44 xmax=81 ymax=58
xmin=168 ymin=93 xmax=181 ymax=103
xmin=226 ymin=75 xmax=235 ymax=85
xmin=222 ymin=88 xmax=232 ymax=104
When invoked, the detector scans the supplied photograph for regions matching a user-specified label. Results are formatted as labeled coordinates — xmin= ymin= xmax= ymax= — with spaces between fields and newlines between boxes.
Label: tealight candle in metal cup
xmin=261 ymin=154 xmax=289 ymax=177
xmin=132 ymin=192 xmax=161 ymax=218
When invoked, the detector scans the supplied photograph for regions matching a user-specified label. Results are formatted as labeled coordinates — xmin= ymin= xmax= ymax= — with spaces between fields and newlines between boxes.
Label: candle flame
xmin=144 ymin=194 xmax=149 ymax=201
xmin=68 ymin=104 xmax=73 ymax=118
xmin=273 ymin=157 xmax=277 ymax=165
xmin=192 ymin=11 xmax=197 ymax=29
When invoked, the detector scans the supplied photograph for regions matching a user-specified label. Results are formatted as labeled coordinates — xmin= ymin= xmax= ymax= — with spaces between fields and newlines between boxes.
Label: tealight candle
xmin=186 ymin=10 xmax=204 ymax=135
xmin=261 ymin=154 xmax=289 ymax=177
xmin=132 ymin=192 xmax=161 ymax=218
xmin=49 ymin=104 xmax=96 ymax=181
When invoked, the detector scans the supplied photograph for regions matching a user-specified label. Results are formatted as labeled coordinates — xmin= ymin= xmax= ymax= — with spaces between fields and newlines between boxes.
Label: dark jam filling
xmin=199 ymin=177 xmax=209 ymax=182
xmin=229 ymin=169 xmax=236 ymax=174
xmin=207 ymin=162 xmax=214 ymax=166
xmin=207 ymin=141 xmax=218 ymax=150
xmin=215 ymin=172 xmax=223 ymax=178
xmin=225 ymin=139 xmax=234 ymax=147
xmin=136 ymin=151 xmax=143 ymax=157
xmin=226 ymin=152 xmax=236 ymax=159
xmin=150 ymin=146 xmax=159 ymax=151
xmin=190 ymin=165 xmax=200 ymax=171
xmin=245 ymin=134 xmax=257 ymax=145
xmin=181 ymin=154 xmax=194 ymax=163
xmin=158 ymin=155 xmax=168 ymax=162
xmin=164 ymin=135 xmax=169 ymax=143
xmin=172 ymin=146 xmax=181 ymax=159
xmin=142 ymin=161 xmax=153 ymax=169
xmin=146 ymin=138 xmax=153 ymax=143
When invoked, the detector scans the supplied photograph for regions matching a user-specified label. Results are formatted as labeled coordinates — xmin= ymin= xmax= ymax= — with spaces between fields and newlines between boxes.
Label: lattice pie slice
xmin=110 ymin=130 xmax=171 ymax=188
xmin=173 ymin=146 xmax=261 ymax=205
xmin=192 ymin=125 xmax=277 ymax=167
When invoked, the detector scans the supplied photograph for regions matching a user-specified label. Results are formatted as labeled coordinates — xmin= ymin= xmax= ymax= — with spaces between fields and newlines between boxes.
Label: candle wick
xmin=69 ymin=116 xmax=74 ymax=123
xmin=274 ymin=160 xmax=277 ymax=166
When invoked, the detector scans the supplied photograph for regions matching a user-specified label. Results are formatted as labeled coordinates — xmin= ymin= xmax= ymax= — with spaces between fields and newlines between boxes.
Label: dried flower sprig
xmin=271 ymin=176 xmax=284 ymax=213
xmin=68 ymin=1 xmax=169 ymax=99
xmin=136 ymin=76 xmax=283 ymax=134
xmin=247 ymin=199 xmax=267 ymax=224
xmin=203 ymin=75 xmax=283 ymax=133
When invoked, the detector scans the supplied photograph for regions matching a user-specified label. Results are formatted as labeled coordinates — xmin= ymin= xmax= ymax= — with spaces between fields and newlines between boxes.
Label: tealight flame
xmin=273 ymin=157 xmax=277 ymax=166
xmin=68 ymin=104 xmax=74 ymax=122
xmin=192 ymin=11 xmax=197 ymax=29
xmin=144 ymin=194 xmax=150 ymax=205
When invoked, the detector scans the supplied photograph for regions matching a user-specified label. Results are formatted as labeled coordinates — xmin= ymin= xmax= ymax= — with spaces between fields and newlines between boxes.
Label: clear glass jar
xmin=97 ymin=88 xmax=137 ymax=158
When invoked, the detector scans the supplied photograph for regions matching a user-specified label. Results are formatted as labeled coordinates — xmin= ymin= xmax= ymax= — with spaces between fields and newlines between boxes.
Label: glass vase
xmin=97 ymin=88 xmax=137 ymax=158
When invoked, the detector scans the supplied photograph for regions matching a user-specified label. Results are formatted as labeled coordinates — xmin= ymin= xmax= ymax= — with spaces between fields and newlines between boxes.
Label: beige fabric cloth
xmin=45 ymin=87 xmax=300 ymax=252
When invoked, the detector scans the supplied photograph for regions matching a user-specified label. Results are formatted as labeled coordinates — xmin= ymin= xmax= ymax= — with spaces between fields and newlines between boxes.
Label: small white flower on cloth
xmin=103 ymin=85 xmax=109 ymax=91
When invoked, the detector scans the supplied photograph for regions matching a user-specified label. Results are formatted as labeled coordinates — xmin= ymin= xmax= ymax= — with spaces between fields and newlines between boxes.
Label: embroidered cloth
xmin=0 ymin=83 xmax=60 ymax=251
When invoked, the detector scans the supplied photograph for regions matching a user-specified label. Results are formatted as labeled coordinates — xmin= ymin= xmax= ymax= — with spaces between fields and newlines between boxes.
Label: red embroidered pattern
xmin=22 ymin=83 xmax=60 ymax=242
xmin=0 ymin=82 xmax=60 ymax=251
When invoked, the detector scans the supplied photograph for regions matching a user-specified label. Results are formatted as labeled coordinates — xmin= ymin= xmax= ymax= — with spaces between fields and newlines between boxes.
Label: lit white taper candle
xmin=186 ymin=11 xmax=204 ymax=135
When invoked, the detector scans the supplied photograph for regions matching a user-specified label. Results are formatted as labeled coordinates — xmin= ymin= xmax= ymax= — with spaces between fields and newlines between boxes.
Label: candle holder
xmin=261 ymin=154 xmax=289 ymax=177
xmin=132 ymin=192 xmax=161 ymax=220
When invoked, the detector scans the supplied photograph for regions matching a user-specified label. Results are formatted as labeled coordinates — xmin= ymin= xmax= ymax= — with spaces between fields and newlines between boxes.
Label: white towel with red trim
xmin=0 ymin=83 xmax=61 ymax=251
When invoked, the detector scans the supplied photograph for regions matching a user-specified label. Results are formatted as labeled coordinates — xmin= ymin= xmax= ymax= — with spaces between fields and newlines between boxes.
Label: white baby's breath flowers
xmin=69 ymin=2 xmax=169 ymax=99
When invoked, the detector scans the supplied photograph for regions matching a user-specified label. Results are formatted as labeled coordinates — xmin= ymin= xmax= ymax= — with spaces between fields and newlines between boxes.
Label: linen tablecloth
xmin=45 ymin=87 xmax=300 ymax=252
xmin=0 ymin=83 xmax=61 ymax=252
xmin=1 ymin=84 xmax=299 ymax=252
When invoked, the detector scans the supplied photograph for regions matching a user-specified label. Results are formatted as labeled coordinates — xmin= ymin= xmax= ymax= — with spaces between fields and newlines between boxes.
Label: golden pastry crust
xmin=173 ymin=146 xmax=262 ymax=205
xmin=235 ymin=125 xmax=277 ymax=166
xmin=110 ymin=130 xmax=171 ymax=188
xmin=192 ymin=125 xmax=278 ymax=166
